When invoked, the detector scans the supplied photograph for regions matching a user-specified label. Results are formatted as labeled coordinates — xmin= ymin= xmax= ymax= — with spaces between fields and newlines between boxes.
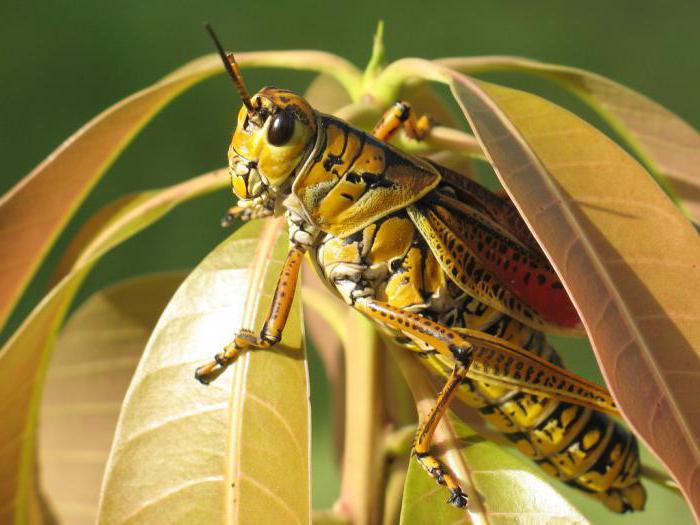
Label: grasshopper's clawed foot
xmin=447 ymin=488 xmax=468 ymax=508
xmin=414 ymin=451 xmax=469 ymax=510
xmin=194 ymin=329 xmax=267 ymax=385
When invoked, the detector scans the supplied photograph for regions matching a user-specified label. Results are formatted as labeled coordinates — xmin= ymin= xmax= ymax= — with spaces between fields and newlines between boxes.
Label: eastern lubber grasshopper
xmin=195 ymin=25 xmax=646 ymax=513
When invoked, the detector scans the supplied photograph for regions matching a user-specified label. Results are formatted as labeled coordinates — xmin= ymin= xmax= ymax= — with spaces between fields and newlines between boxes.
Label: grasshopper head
xmin=204 ymin=24 xmax=317 ymax=208
xmin=229 ymin=87 xmax=317 ymax=203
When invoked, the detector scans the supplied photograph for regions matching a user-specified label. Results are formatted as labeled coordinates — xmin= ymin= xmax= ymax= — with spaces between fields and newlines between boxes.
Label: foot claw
xmin=195 ymin=363 xmax=224 ymax=385
xmin=447 ymin=489 xmax=468 ymax=508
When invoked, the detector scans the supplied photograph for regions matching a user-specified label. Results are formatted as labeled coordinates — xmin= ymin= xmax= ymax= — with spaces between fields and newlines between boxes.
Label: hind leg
xmin=353 ymin=298 xmax=473 ymax=507
xmin=413 ymin=362 xmax=470 ymax=507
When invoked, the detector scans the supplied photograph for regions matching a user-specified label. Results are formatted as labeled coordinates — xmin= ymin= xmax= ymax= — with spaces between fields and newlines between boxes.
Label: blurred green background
xmin=1 ymin=0 xmax=698 ymax=523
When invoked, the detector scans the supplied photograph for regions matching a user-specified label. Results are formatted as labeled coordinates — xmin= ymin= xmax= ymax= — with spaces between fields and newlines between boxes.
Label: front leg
xmin=220 ymin=192 xmax=277 ymax=227
xmin=220 ymin=204 xmax=274 ymax=227
xmin=195 ymin=243 xmax=306 ymax=384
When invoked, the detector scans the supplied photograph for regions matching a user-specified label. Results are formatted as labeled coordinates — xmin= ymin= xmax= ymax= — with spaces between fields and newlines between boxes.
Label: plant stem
xmin=334 ymin=310 xmax=387 ymax=525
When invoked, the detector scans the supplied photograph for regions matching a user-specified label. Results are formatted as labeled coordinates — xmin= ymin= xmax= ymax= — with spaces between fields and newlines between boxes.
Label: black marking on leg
xmin=396 ymin=101 xmax=411 ymax=121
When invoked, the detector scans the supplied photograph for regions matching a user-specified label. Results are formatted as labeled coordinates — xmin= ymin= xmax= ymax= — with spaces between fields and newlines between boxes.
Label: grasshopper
xmin=195 ymin=25 xmax=645 ymax=513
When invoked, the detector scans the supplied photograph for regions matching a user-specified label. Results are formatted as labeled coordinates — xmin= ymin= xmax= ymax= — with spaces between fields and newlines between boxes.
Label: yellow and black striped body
xmin=313 ymin=205 xmax=645 ymax=513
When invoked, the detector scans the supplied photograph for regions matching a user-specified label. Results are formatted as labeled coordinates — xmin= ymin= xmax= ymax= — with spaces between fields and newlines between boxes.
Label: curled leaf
xmin=0 ymin=50 xmax=360 ymax=330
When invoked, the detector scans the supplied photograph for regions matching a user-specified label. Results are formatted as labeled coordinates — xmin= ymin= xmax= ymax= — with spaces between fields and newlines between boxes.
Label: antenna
xmin=204 ymin=23 xmax=255 ymax=114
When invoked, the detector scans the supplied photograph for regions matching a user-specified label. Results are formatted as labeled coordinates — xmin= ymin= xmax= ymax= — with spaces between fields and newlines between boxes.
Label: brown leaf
xmin=48 ymin=194 xmax=144 ymax=286
xmin=437 ymin=56 xmax=700 ymax=224
xmin=39 ymin=273 xmax=184 ymax=524
xmin=0 ymin=56 xmax=218 ymax=330
xmin=450 ymin=75 xmax=700 ymax=521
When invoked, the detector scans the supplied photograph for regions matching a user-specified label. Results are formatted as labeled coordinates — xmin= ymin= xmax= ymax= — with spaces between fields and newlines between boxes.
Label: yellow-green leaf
xmin=437 ymin=56 xmax=700 ymax=224
xmin=450 ymin=75 xmax=700 ymax=522
xmin=400 ymin=416 xmax=589 ymax=525
xmin=97 ymin=219 xmax=309 ymax=524
xmin=0 ymin=50 xmax=360 ymax=331
xmin=394 ymin=348 xmax=588 ymax=525
xmin=39 ymin=273 xmax=184 ymax=524
xmin=0 ymin=170 xmax=226 ymax=524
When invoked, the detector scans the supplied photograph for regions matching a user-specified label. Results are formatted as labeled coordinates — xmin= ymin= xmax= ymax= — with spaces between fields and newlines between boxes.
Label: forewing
xmin=409 ymin=193 xmax=583 ymax=333
xmin=427 ymin=159 xmax=541 ymax=253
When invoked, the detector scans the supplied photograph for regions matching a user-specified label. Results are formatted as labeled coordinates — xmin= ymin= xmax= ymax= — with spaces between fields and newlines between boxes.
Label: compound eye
xmin=267 ymin=109 xmax=295 ymax=146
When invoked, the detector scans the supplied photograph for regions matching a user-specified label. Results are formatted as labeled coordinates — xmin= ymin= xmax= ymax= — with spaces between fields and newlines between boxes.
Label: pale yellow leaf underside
xmin=40 ymin=273 xmax=184 ymax=525
xmin=97 ymin=220 xmax=309 ymax=525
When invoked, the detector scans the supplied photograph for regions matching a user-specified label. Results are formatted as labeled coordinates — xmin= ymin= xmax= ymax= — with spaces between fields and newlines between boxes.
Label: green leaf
xmin=39 ymin=273 xmax=184 ymax=524
xmin=394 ymin=348 xmax=588 ymax=525
xmin=436 ymin=56 xmax=700 ymax=224
xmin=400 ymin=416 xmax=588 ymax=525
xmin=450 ymin=75 xmax=700 ymax=521
xmin=0 ymin=49 xmax=360 ymax=331
xmin=97 ymin=219 xmax=309 ymax=524
xmin=0 ymin=170 xmax=226 ymax=524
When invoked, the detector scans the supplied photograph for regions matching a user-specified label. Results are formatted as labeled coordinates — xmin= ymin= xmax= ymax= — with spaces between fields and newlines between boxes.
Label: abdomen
xmin=312 ymin=210 xmax=645 ymax=512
